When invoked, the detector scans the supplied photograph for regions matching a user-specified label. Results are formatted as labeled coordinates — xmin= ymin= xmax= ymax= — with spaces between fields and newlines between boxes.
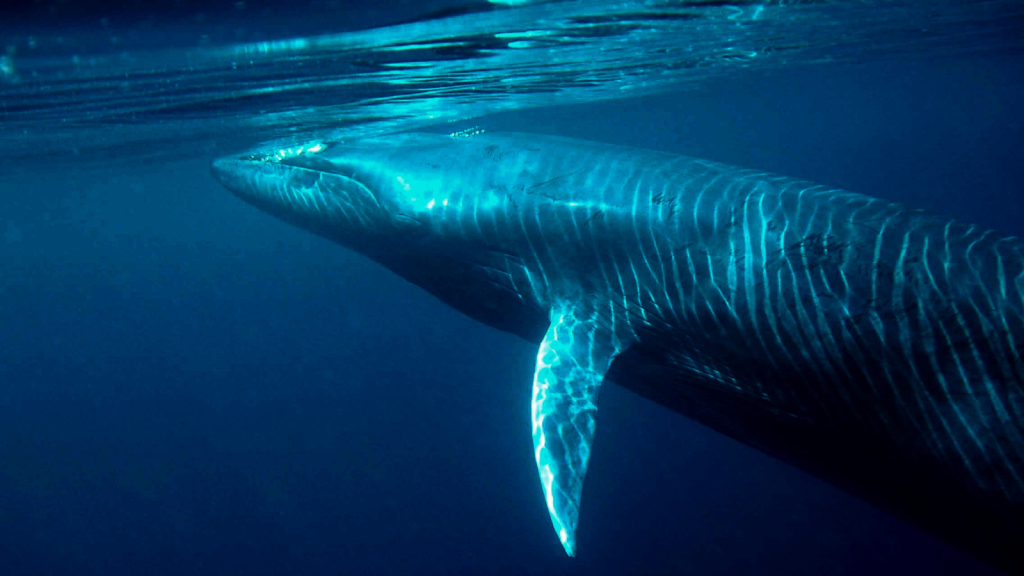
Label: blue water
xmin=1 ymin=1 xmax=1023 ymax=574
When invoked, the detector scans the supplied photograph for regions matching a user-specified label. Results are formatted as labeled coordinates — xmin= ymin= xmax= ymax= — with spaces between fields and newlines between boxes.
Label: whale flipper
xmin=531 ymin=302 xmax=623 ymax=556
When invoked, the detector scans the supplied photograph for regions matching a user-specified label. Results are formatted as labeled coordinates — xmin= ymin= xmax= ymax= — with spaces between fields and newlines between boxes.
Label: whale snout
xmin=210 ymin=156 xmax=255 ymax=199
xmin=210 ymin=152 xmax=315 ymax=208
xmin=209 ymin=149 xmax=395 ymax=250
xmin=209 ymin=156 xmax=234 ymax=182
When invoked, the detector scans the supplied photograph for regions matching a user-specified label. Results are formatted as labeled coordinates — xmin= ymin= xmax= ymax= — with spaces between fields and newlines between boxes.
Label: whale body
xmin=211 ymin=132 xmax=1024 ymax=573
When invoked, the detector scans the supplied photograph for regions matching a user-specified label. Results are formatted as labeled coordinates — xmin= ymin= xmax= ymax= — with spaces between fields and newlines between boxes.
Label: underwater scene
xmin=2 ymin=1 xmax=1024 ymax=574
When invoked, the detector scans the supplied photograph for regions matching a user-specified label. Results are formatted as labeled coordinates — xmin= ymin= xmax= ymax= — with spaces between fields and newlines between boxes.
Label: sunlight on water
xmin=0 ymin=0 xmax=1022 ymax=166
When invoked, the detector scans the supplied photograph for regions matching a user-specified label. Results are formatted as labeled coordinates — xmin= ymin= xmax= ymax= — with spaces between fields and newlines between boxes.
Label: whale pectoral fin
xmin=530 ymin=302 xmax=619 ymax=557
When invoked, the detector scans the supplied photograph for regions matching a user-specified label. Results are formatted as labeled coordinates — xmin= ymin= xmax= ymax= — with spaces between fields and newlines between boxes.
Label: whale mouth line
xmin=210 ymin=151 xmax=384 ymax=214
xmin=279 ymin=157 xmax=385 ymax=212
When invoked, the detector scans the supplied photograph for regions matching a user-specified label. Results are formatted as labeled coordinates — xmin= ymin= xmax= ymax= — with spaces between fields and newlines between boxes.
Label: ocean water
xmin=1 ymin=1 xmax=1023 ymax=574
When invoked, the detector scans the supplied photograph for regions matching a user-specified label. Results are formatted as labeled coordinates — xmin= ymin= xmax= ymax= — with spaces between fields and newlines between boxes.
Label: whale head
xmin=213 ymin=134 xmax=444 ymax=249
xmin=210 ymin=131 xmax=552 ymax=339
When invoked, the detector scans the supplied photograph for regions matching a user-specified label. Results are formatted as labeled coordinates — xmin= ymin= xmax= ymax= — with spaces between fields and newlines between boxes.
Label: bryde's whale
xmin=211 ymin=132 xmax=1024 ymax=573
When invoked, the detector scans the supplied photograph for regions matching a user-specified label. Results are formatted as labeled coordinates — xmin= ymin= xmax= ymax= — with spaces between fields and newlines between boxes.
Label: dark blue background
xmin=1 ymin=52 xmax=1022 ymax=574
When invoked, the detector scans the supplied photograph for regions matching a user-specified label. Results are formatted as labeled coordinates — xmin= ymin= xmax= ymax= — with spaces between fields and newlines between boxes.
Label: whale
xmin=211 ymin=131 xmax=1024 ymax=573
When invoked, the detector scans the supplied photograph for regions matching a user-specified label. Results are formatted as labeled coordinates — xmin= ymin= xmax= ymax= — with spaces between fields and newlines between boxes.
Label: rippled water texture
xmin=2 ymin=0 xmax=1023 ymax=167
